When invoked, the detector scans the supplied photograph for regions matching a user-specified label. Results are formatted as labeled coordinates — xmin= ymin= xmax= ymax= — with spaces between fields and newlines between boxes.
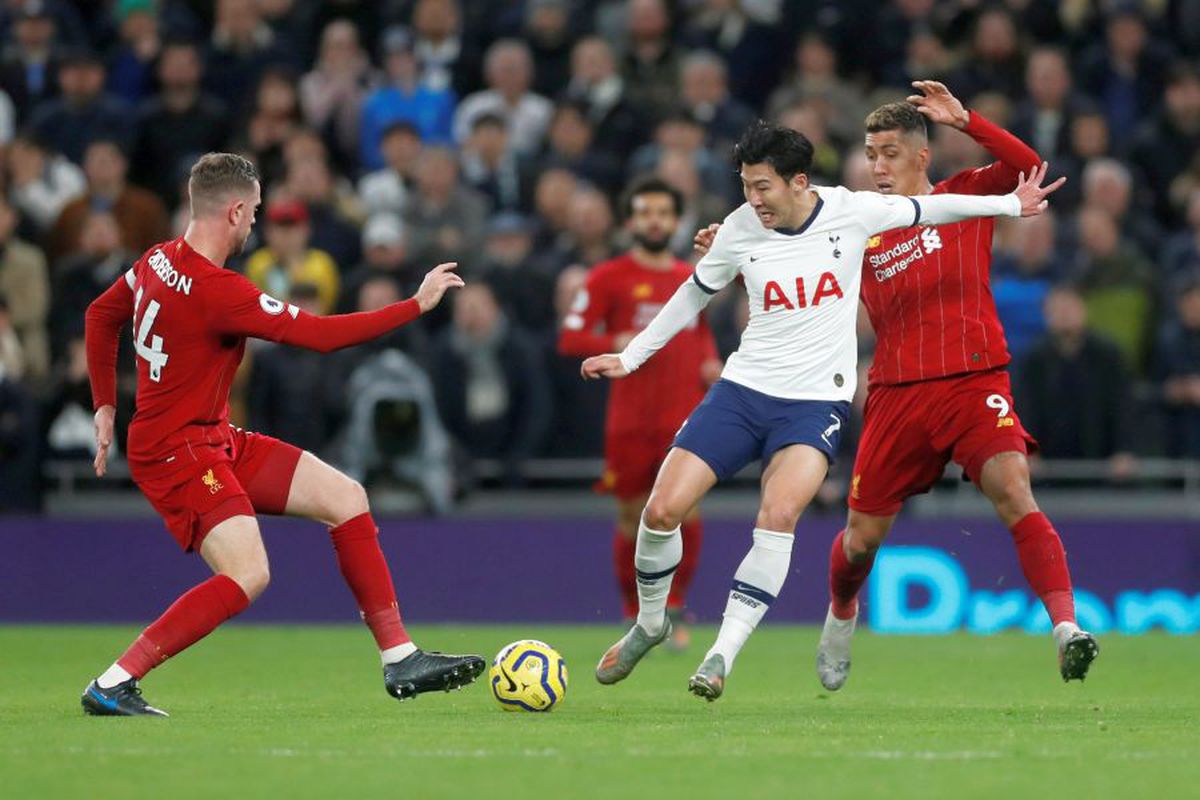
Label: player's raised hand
xmin=581 ymin=354 xmax=630 ymax=380
xmin=1012 ymin=162 xmax=1067 ymax=217
xmin=693 ymin=223 xmax=720 ymax=256
xmin=93 ymin=405 xmax=115 ymax=477
xmin=907 ymin=80 xmax=969 ymax=129
xmin=414 ymin=262 xmax=464 ymax=312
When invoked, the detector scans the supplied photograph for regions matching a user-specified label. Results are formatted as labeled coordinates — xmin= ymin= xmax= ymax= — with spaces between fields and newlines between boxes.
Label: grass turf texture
xmin=2 ymin=625 xmax=1196 ymax=800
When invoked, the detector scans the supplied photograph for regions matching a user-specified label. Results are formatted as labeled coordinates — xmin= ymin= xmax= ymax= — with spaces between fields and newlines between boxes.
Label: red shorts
xmin=848 ymin=369 xmax=1038 ymax=516
xmin=132 ymin=428 xmax=303 ymax=552
xmin=596 ymin=429 xmax=675 ymax=501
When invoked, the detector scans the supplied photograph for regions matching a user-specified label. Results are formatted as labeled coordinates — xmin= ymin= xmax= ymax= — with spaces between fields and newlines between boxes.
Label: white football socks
xmin=707 ymin=528 xmax=794 ymax=673
xmin=634 ymin=515 xmax=683 ymax=637
xmin=381 ymin=641 xmax=418 ymax=665
xmin=97 ymin=663 xmax=133 ymax=689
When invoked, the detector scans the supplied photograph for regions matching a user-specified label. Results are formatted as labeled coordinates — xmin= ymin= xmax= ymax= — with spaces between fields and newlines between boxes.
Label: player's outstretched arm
xmin=581 ymin=277 xmax=715 ymax=381
xmin=905 ymin=161 xmax=1064 ymax=226
xmin=213 ymin=263 xmax=463 ymax=353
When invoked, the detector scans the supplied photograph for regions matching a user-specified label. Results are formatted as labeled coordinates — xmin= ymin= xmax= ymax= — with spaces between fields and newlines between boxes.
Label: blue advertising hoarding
xmin=2 ymin=515 xmax=1196 ymax=633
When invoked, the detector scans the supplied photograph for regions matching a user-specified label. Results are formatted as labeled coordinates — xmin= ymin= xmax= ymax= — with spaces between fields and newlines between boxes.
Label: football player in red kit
xmin=81 ymin=153 xmax=483 ymax=716
xmin=697 ymin=82 xmax=1097 ymax=687
xmin=559 ymin=177 xmax=721 ymax=649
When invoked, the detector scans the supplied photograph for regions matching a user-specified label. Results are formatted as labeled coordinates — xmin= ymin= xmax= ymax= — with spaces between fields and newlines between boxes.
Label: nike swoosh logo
xmin=749 ymin=256 xmax=758 ymax=262
xmin=500 ymin=666 xmax=518 ymax=693
xmin=88 ymin=687 xmax=119 ymax=710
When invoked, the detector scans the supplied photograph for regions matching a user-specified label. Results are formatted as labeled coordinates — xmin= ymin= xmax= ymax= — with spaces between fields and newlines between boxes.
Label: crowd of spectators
xmin=2 ymin=0 xmax=1200 ymax=510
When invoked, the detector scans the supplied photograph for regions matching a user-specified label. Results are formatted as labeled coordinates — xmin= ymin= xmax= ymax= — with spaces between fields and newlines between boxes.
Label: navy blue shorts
xmin=672 ymin=380 xmax=851 ymax=481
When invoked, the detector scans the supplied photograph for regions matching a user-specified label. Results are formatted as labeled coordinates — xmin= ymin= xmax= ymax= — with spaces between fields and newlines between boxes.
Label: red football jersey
xmin=860 ymin=112 xmax=1041 ymax=387
xmin=86 ymin=236 xmax=419 ymax=478
xmin=559 ymin=253 xmax=718 ymax=436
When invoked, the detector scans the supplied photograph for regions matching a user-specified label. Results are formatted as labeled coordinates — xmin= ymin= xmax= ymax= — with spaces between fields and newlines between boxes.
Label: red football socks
xmin=613 ymin=531 xmax=638 ymax=619
xmin=667 ymin=518 xmax=704 ymax=610
xmin=829 ymin=529 xmax=875 ymax=620
xmin=330 ymin=513 xmax=411 ymax=650
xmin=1009 ymin=512 xmax=1076 ymax=626
xmin=117 ymin=574 xmax=250 ymax=679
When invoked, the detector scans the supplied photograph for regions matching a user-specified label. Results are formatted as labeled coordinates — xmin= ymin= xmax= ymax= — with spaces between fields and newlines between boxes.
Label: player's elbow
xmin=291 ymin=334 xmax=339 ymax=354
xmin=83 ymin=298 xmax=104 ymax=328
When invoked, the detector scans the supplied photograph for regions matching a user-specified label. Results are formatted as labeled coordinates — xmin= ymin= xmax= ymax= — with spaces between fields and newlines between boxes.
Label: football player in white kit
xmin=583 ymin=120 xmax=1063 ymax=701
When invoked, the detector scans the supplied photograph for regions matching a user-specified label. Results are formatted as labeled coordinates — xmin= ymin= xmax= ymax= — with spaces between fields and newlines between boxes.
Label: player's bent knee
xmin=984 ymin=468 xmax=1038 ymax=523
xmin=326 ymin=476 xmax=370 ymax=527
xmin=755 ymin=504 xmax=801 ymax=533
xmin=342 ymin=478 xmax=370 ymax=519
xmin=844 ymin=529 xmax=882 ymax=560
xmin=229 ymin=562 xmax=270 ymax=602
xmin=642 ymin=497 xmax=684 ymax=531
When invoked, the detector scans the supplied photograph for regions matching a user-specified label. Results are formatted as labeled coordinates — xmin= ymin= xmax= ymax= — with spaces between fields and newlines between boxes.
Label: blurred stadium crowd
xmin=2 ymin=0 xmax=1200 ymax=510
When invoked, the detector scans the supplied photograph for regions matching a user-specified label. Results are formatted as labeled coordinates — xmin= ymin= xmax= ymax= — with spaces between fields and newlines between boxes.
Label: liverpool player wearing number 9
xmin=80 ymin=153 xmax=484 ymax=717
xmin=819 ymin=86 xmax=1098 ymax=687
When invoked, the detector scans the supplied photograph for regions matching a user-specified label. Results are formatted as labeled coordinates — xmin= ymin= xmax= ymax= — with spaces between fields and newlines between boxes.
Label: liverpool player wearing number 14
xmin=824 ymin=86 xmax=1098 ymax=686
xmin=80 ymin=153 xmax=484 ymax=717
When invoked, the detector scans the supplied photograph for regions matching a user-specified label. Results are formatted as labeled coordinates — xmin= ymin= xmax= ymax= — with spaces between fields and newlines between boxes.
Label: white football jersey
xmin=694 ymin=186 xmax=926 ymax=401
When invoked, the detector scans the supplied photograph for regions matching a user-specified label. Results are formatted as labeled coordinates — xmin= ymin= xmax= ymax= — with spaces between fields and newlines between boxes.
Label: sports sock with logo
xmin=115 ymin=574 xmax=250 ymax=680
xmin=706 ymin=529 xmax=793 ymax=673
xmin=1009 ymin=511 xmax=1075 ymax=626
xmin=329 ymin=512 xmax=413 ymax=660
xmin=634 ymin=515 xmax=682 ymax=637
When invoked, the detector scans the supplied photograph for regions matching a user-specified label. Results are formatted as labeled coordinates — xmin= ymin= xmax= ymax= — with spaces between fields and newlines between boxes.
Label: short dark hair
xmin=552 ymin=99 xmax=591 ymax=124
xmin=733 ymin=119 xmax=814 ymax=181
xmin=84 ymin=136 xmax=128 ymax=159
xmin=621 ymin=176 xmax=684 ymax=219
xmin=471 ymin=112 xmax=506 ymax=132
xmin=381 ymin=119 xmax=420 ymax=140
xmin=865 ymin=102 xmax=928 ymax=140
xmin=188 ymin=152 xmax=258 ymax=216
xmin=160 ymin=35 xmax=201 ymax=56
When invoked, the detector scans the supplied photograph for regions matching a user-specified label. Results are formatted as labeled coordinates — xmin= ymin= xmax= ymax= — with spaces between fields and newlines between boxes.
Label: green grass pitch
xmin=2 ymin=624 xmax=1197 ymax=799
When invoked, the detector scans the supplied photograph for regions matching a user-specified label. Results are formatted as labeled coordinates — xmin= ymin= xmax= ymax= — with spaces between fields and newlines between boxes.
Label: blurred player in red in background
xmin=81 ymin=153 xmax=484 ymax=717
xmin=695 ymin=82 xmax=1098 ymax=687
xmin=559 ymin=177 xmax=721 ymax=650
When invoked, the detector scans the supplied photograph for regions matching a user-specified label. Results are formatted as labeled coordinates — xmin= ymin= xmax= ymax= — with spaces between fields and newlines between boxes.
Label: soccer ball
xmin=489 ymin=639 xmax=568 ymax=712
